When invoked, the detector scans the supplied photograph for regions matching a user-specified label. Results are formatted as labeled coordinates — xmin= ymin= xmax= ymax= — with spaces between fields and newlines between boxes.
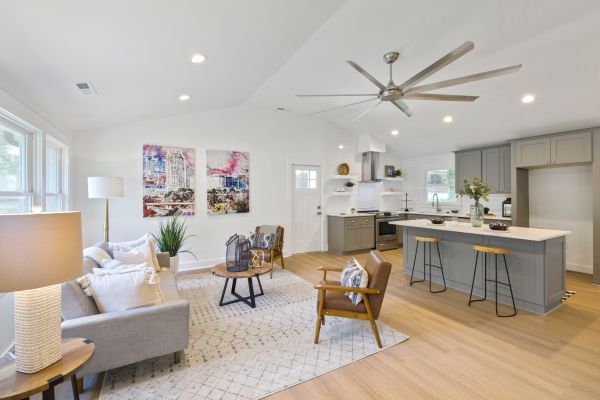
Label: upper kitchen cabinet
xmin=482 ymin=145 xmax=512 ymax=193
xmin=514 ymin=131 xmax=592 ymax=168
xmin=455 ymin=150 xmax=481 ymax=192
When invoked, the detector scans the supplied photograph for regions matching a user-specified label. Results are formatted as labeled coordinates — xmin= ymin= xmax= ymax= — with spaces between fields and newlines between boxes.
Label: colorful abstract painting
xmin=143 ymin=145 xmax=195 ymax=217
xmin=206 ymin=150 xmax=249 ymax=215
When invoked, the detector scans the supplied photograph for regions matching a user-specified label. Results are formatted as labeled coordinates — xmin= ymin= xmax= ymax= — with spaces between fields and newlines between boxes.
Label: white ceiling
xmin=1 ymin=0 xmax=600 ymax=158
xmin=0 ymin=0 xmax=344 ymax=132
xmin=248 ymin=0 xmax=600 ymax=158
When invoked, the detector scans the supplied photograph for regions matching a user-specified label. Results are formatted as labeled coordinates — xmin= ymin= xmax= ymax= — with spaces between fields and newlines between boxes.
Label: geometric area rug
xmin=100 ymin=269 xmax=409 ymax=400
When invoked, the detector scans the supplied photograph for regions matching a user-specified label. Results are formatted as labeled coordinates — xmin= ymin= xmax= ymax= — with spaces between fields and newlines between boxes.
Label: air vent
xmin=75 ymin=81 xmax=96 ymax=95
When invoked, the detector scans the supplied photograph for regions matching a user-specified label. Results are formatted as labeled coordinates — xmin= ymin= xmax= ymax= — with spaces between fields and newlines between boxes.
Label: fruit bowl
xmin=489 ymin=222 xmax=509 ymax=231
xmin=430 ymin=218 xmax=445 ymax=225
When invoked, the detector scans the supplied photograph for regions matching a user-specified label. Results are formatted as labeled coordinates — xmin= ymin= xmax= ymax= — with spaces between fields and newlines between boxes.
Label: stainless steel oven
xmin=375 ymin=213 xmax=402 ymax=251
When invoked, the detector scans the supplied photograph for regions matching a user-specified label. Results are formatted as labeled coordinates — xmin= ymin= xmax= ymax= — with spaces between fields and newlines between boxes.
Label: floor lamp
xmin=0 ymin=212 xmax=82 ymax=373
xmin=88 ymin=176 xmax=124 ymax=242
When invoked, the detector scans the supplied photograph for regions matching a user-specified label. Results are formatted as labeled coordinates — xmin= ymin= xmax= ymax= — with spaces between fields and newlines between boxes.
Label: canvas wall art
xmin=206 ymin=150 xmax=249 ymax=215
xmin=143 ymin=144 xmax=195 ymax=217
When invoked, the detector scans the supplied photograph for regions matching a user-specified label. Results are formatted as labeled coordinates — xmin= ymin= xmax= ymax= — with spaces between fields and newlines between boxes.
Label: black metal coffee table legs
xmin=218 ymin=275 xmax=264 ymax=308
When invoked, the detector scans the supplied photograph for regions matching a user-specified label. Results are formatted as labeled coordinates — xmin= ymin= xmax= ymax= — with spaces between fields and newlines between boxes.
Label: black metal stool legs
xmin=410 ymin=239 xmax=446 ymax=293
xmin=430 ymin=242 xmax=447 ymax=293
xmin=409 ymin=241 xmax=424 ymax=285
xmin=468 ymin=251 xmax=517 ymax=317
xmin=496 ymin=254 xmax=517 ymax=317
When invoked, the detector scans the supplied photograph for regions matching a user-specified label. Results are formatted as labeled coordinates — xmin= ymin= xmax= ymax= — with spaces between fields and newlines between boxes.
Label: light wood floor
xmin=49 ymin=248 xmax=600 ymax=399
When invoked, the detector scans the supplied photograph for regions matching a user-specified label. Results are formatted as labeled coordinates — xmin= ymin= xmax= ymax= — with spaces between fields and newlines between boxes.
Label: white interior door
xmin=292 ymin=165 xmax=322 ymax=253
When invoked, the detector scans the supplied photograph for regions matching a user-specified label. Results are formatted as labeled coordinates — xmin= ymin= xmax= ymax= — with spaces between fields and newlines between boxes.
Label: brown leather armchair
xmin=251 ymin=225 xmax=284 ymax=279
xmin=314 ymin=250 xmax=392 ymax=348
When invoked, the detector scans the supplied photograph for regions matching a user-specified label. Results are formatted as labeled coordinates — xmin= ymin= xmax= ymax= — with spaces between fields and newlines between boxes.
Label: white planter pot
xmin=169 ymin=255 xmax=180 ymax=274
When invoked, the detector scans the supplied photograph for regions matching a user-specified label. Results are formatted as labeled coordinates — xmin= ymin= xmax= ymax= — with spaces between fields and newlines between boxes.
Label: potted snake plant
xmin=153 ymin=216 xmax=196 ymax=273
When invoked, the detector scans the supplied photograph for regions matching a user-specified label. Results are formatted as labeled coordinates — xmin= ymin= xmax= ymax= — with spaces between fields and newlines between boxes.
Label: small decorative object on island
xmin=489 ymin=221 xmax=510 ymax=231
xmin=153 ymin=216 xmax=197 ymax=274
xmin=206 ymin=150 xmax=250 ymax=215
xmin=344 ymin=181 xmax=355 ymax=192
xmin=143 ymin=145 xmax=196 ymax=218
xmin=337 ymin=163 xmax=350 ymax=175
xmin=502 ymin=197 xmax=512 ymax=218
xmin=225 ymin=234 xmax=251 ymax=272
xmin=459 ymin=177 xmax=491 ymax=227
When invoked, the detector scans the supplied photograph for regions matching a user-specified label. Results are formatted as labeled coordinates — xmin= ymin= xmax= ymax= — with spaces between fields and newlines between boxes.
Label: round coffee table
xmin=212 ymin=263 xmax=273 ymax=308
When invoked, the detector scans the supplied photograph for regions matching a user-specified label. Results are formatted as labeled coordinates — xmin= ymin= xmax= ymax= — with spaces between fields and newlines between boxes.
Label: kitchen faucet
xmin=432 ymin=193 xmax=441 ymax=212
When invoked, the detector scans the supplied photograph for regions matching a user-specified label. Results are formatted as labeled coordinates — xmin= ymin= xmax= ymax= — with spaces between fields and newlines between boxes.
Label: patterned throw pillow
xmin=340 ymin=257 xmax=369 ymax=305
xmin=249 ymin=232 xmax=268 ymax=249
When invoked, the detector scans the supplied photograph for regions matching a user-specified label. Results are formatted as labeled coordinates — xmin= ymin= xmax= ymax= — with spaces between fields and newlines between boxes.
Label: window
xmin=0 ymin=121 xmax=33 ymax=213
xmin=45 ymin=137 xmax=67 ymax=211
xmin=295 ymin=169 xmax=317 ymax=189
xmin=425 ymin=169 xmax=456 ymax=202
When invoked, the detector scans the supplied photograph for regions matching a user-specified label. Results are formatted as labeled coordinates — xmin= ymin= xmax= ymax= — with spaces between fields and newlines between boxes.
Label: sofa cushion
xmin=317 ymin=279 xmax=366 ymax=313
xmin=61 ymin=279 xmax=99 ymax=320
xmin=83 ymin=246 xmax=112 ymax=265
xmin=108 ymin=234 xmax=161 ymax=271
xmin=78 ymin=269 xmax=164 ymax=313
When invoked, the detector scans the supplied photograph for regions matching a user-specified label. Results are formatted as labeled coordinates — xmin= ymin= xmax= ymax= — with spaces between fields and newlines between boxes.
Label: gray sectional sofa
xmin=60 ymin=250 xmax=190 ymax=385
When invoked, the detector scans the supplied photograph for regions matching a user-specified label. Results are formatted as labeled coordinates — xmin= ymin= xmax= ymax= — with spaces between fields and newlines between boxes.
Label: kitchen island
xmin=391 ymin=219 xmax=570 ymax=314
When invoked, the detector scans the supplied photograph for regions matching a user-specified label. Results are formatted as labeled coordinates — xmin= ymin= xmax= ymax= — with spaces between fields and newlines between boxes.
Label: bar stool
xmin=409 ymin=236 xmax=447 ymax=293
xmin=468 ymin=244 xmax=517 ymax=317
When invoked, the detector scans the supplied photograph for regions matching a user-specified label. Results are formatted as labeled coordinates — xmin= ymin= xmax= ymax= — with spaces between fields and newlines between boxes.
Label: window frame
xmin=424 ymin=168 xmax=456 ymax=204
xmin=44 ymin=135 xmax=69 ymax=211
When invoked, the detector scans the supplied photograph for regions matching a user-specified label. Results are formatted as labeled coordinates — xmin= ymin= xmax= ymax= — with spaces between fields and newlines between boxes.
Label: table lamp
xmin=88 ymin=176 xmax=124 ymax=242
xmin=0 ymin=211 xmax=82 ymax=373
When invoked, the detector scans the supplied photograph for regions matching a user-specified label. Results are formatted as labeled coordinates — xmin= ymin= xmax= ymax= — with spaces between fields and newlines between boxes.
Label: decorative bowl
xmin=450 ymin=209 xmax=459 ymax=214
xmin=430 ymin=218 xmax=445 ymax=225
xmin=489 ymin=222 xmax=509 ymax=231
xmin=337 ymin=163 xmax=350 ymax=175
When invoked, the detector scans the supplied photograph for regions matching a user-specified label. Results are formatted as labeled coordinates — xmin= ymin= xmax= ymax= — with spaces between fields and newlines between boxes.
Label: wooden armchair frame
xmin=253 ymin=225 xmax=285 ymax=279
xmin=314 ymin=266 xmax=384 ymax=348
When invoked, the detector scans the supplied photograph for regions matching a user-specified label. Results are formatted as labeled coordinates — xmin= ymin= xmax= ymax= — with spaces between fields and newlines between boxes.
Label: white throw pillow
xmin=77 ymin=269 xmax=163 ymax=313
xmin=113 ymin=241 xmax=155 ymax=267
xmin=101 ymin=259 xmax=148 ymax=270
xmin=340 ymin=257 xmax=369 ymax=305
xmin=83 ymin=246 xmax=112 ymax=266
xmin=109 ymin=234 xmax=161 ymax=271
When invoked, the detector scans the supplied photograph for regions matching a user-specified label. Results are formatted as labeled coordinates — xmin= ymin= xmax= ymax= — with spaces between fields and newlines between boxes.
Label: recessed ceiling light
xmin=443 ymin=115 xmax=453 ymax=123
xmin=521 ymin=94 xmax=535 ymax=103
xmin=391 ymin=129 xmax=399 ymax=136
xmin=179 ymin=94 xmax=190 ymax=101
xmin=190 ymin=54 xmax=206 ymax=64
xmin=338 ymin=145 xmax=344 ymax=149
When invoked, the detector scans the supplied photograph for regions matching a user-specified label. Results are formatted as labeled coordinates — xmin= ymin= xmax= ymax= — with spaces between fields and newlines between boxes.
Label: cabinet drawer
xmin=345 ymin=216 xmax=374 ymax=226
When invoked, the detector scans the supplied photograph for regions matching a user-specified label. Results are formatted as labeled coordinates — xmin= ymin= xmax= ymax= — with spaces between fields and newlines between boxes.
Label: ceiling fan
xmin=296 ymin=41 xmax=522 ymax=119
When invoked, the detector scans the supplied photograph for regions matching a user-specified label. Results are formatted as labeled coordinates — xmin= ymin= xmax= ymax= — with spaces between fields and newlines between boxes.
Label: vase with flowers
xmin=459 ymin=177 xmax=491 ymax=227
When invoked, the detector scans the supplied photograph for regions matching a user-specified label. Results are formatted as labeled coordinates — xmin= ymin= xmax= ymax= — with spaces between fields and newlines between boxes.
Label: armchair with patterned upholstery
xmin=314 ymin=250 xmax=392 ymax=348
xmin=250 ymin=225 xmax=285 ymax=279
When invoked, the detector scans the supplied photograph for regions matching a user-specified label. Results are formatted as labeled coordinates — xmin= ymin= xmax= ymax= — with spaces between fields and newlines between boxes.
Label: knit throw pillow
xmin=340 ymin=257 xmax=369 ymax=305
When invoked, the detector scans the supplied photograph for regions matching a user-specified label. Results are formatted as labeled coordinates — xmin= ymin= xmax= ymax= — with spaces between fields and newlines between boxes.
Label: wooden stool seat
xmin=414 ymin=235 xmax=440 ymax=243
xmin=473 ymin=244 xmax=511 ymax=255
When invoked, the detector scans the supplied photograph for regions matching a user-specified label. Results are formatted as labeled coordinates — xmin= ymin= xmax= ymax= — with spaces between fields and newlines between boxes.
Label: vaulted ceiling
xmin=1 ymin=0 xmax=600 ymax=158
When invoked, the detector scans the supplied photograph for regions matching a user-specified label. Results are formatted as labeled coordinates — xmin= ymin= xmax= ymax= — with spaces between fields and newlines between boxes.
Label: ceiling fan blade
xmin=353 ymin=100 xmax=382 ymax=121
xmin=391 ymin=99 xmax=413 ymax=117
xmin=310 ymin=97 xmax=378 ymax=116
xmin=399 ymin=41 xmax=474 ymax=92
xmin=346 ymin=61 xmax=386 ymax=90
xmin=402 ymin=93 xmax=479 ymax=102
xmin=296 ymin=93 xmax=379 ymax=97
xmin=405 ymin=65 xmax=522 ymax=94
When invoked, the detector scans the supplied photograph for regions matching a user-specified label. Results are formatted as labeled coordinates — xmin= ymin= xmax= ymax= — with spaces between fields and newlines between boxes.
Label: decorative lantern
xmin=225 ymin=234 xmax=250 ymax=272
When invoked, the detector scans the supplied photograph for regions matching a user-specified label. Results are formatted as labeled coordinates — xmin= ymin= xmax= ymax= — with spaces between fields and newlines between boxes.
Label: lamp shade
xmin=0 ymin=212 xmax=83 ymax=292
xmin=88 ymin=176 xmax=124 ymax=198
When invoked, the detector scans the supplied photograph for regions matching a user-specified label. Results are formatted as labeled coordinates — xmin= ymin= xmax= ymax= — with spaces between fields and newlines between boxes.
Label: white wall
xmin=0 ymin=85 xmax=72 ymax=356
xmin=529 ymin=165 xmax=593 ymax=274
xmin=73 ymin=106 xmax=358 ymax=269
xmin=401 ymin=152 xmax=509 ymax=214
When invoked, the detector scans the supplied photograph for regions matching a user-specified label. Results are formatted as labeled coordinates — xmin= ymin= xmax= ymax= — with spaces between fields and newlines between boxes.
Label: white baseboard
xmin=567 ymin=263 xmax=593 ymax=275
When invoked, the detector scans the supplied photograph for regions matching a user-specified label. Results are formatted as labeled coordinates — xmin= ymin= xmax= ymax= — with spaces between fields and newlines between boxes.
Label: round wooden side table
xmin=0 ymin=337 xmax=95 ymax=400
xmin=212 ymin=262 xmax=273 ymax=308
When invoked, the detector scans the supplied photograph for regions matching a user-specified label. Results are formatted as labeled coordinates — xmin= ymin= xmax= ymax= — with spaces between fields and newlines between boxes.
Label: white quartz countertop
xmin=391 ymin=219 xmax=570 ymax=241
xmin=327 ymin=211 xmax=510 ymax=221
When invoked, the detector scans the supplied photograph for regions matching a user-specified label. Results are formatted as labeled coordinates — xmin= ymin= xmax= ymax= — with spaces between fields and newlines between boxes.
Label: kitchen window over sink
xmin=425 ymin=169 xmax=456 ymax=203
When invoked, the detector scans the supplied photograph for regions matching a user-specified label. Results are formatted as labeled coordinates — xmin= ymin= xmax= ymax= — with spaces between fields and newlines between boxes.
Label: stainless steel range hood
xmin=361 ymin=151 xmax=381 ymax=182
xmin=358 ymin=135 xmax=386 ymax=182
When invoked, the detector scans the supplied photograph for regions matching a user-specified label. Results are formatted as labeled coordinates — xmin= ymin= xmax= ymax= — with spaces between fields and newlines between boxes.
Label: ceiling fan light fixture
xmin=521 ymin=94 xmax=535 ymax=103
xmin=190 ymin=54 xmax=206 ymax=64
xmin=179 ymin=94 xmax=191 ymax=101
xmin=391 ymin=129 xmax=399 ymax=136
xmin=443 ymin=115 xmax=453 ymax=123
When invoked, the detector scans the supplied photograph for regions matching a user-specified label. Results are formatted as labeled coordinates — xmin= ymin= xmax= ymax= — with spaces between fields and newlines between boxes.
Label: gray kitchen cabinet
xmin=328 ymin=215 xmax=374 ymax=255
xmin=482 ymin=147 xmax=501 ymax=192
xmin=550 ymin=131 xmax=592 ymax=165
xmin=500 ymin=145 xmax=511 ymax=193
xmin=455 ymin=150 xmax=482 ymax=192
xmin=515 ymin=137 xmax=551 ymax=167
